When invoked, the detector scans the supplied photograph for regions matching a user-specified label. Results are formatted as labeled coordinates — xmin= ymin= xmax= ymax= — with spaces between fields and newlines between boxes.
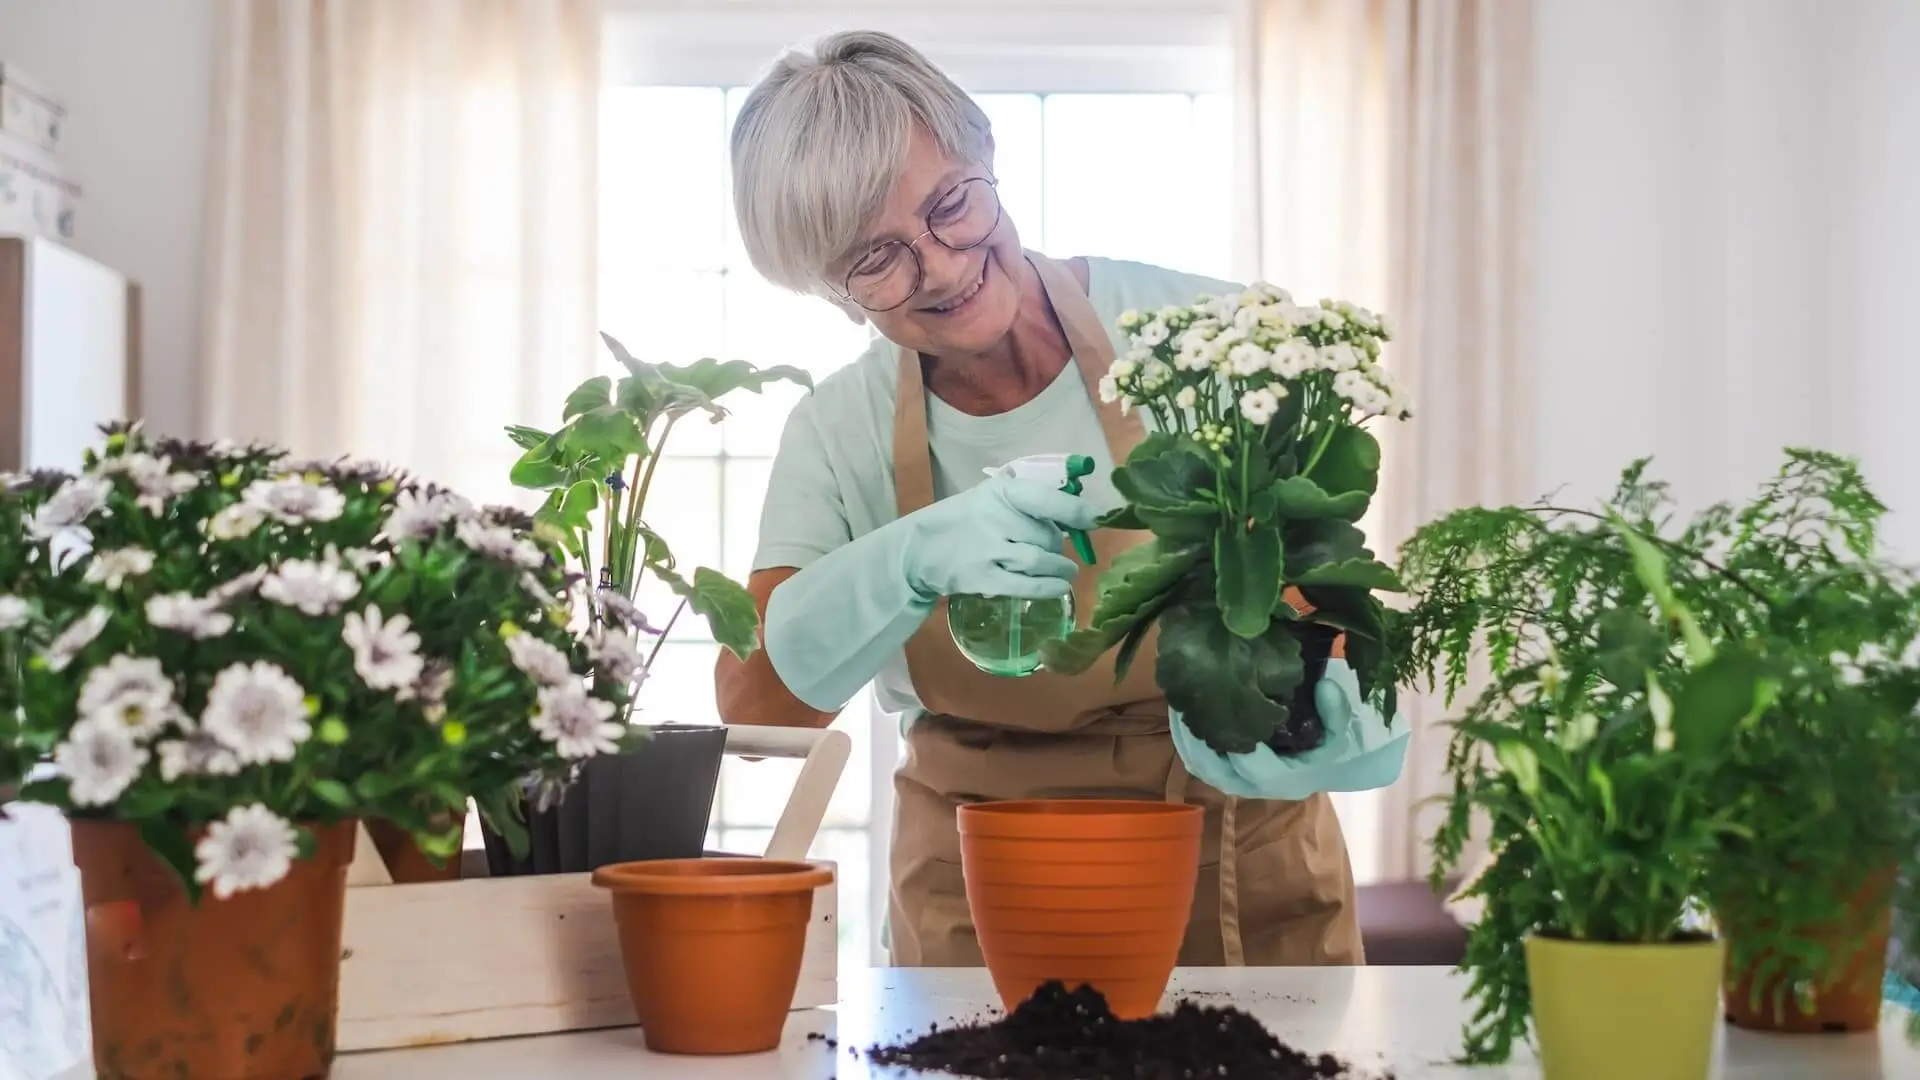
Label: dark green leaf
xmin=505 ymin=424 xmax=551 ymax=451
xmin=1269 ymin=475 xmax=1371 ymax=522
xmin=1157 ymin=601 xmax=1307 ymax=754
xmin=1594 ymin=609 xmax=1668 ymax=688
xmin=1297 ymin=585 xmax=1387 ymax=642
xmin=562 ymin=406 xmax=649 ymax=461
xmin=555 ymin=479 xmax=600 ymax=532
xmin=1308 ymin=426 xmax=1381 ymax=497
xmin=1039 ymin=538 xmax=1204 ymax=675
xmin=1112 ymin=444 xmax=1218 ymax=515
xmin=311 ymin=779 xmax=354 ymax=808
xmin=1283 ymin=518 xmax=1370 ymax=578
xmin=562 ymin=376 xmax=613 ymax=421
xmin=1215 ymin=523 xmax=1283 ymax=638
xmin=1293 ymin=559 xmax=1404 ymax=591
xmin=1671 ymin=647 xmax=1781 ymax=760
xmin=508 ymin=435 xmax=569 ymax=490
xmin=139 ymin=819 xmax=203 ymax=904
xmin=653 ymin=564 xmax=759 ymax=660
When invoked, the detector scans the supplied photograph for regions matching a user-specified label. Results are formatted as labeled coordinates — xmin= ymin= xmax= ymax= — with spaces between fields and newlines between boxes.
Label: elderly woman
xmin=714 ymin=30 xmax=1364 ymax=969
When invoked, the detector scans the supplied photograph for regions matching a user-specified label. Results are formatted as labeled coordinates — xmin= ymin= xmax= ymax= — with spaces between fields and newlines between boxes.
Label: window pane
xmin=724 ymin=270 xmax=875 ymax=375
xmin=602 ymin=87 xmax=727 ymax=274
xmin=599 ymin=271 xmax=726 ymax=457
xmin=716 ymin=686 xmax=874 ymax=830
xmin=811 ymin=827 xmax=874 ymax=970
xmin=974 ymin=94 xmax=1044 ymax=251
xmin=637 ymin=639 xmax=719 ymax=729
xmin=632 ymin=458 xmax=721 ymax=638
xmin=721 ymin=457 xmax=772 ymax=581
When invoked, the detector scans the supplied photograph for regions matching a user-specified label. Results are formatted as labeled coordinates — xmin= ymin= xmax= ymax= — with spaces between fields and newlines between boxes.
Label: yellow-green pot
xmin=1526 ymin=933 xmax=1724 ymax=1080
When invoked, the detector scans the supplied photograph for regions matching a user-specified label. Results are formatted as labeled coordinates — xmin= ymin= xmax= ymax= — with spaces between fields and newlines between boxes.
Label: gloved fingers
xmin=989 ymin=541 xmax=1081 ymax=582
xmin=999 ymin=513 xmax=1068 ymax=555
xmin=995 ymin=478 xmax=1102 ymax=532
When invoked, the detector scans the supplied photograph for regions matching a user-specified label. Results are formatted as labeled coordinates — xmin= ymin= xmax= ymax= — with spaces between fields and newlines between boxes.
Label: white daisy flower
xmin=0 ymin=595 xmax=29 ymax=631
xmin=200 ymin=661 xmax=312 ymax=765
xmin=54 ymin=718 xmax=149 ymax=807
xmin=506 ymin=631 xmax=575 ymax=687
xmin=342 ymin=547 xmax=386 ymax=574
xmin=194 ymin=804 xmax=299 ymax=900
xmin=341 ymin=605 xmax=425 ymax=692
xmin=83 ymin=547 xmax=156 ymax=590
xmin=242 ymin=476 xmax=346 ymax=524
xmin=402 ymin=659 xmax=455 ymax=723
xmin=455 ymin=518 xmax=544 ymax=570
xmin=145 ymin=593 xmax=236 ymax=639
xmin=380 ymin=489 xmax=464 ymax=542
xmin=589 ymin=627 xmax=649 ymax=688
xmin=1239 ymin=387 xmax=1284 ymax=426
xmin=595 ymin=589 xmax=657 ymax=634
xmin=156 ymin=729 xmax=242 ymax=781
xmin=209 ymin=567 xmax=269 ymax=605
xmin=260 ymin=558 xmax=360 ymax=616
xmin=203 ymin=502 xmax=267 ymax=541
xmin=78 ymin=654 xmax=178 ymax=739
xmin=103 ymin=453 xmax=200 ymax=515
xmin=27 ymin=476 xmax=112 ymax=541
xmin=44 ymin=606 xmax=110 ymax=672
xmin=530 ymin=683 xmax=624 ymax=759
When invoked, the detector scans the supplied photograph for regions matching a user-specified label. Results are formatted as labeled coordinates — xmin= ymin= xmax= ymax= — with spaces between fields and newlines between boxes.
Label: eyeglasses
xmin=832 ymin=177 xmax=1003 ymax=313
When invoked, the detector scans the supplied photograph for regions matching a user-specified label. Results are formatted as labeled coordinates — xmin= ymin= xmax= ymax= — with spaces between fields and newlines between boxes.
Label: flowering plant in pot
xmin=1398 ymin=493 xmax=1779 ymax=1080
xmin=0 ymin=423 xmax=627 ymax=1080
xmin=496 ymin=332 xmax=812 ymax=872
xmin=1040 ymin=284 xmax=1409 ymax=759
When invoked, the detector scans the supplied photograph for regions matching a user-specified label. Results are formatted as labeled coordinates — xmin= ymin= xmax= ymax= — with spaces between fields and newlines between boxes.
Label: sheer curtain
xmin=199 ymin=0 xmax=601 ymax=504
xmin=1233 ymin=0 xmax=1536 ymax=883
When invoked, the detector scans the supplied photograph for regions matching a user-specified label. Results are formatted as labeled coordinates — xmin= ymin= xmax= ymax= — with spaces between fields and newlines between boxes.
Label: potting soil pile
xmin=859 ymin=980 xmax=1390 ymax=1079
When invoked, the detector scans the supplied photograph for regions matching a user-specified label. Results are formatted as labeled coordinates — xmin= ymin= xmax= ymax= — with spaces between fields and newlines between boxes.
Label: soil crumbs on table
xmin=858 ymin=980 xmax=1391 ymax=1079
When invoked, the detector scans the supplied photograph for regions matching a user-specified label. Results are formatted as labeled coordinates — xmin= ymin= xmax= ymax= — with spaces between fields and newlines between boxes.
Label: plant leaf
xmin=555 ymin=479 xmax=600 ymax=533
xmin=1307 ymin=426 xmax=1381 ymax=497
xmin=505 ymin=424 xmax=551 ymax=451
xmin=139 ymin=818 xmax=203 ymax=905
xmin=1157 ymin=601 xmax=1307 ymax=755
xmin=508 ymin=434 xmax=570 ymax=490
xmin=1269 ymin=475 xmax=1371 ymax=522
xmin=652 ymin=564 xmax=759 ymax=660
xmin=657 ymin=356 xmax=815 ymax=401
xmin=1038 ymin=538 xmax=1203 ymax=674
xmin=1282 ymin=517 xmax=1370 ymax=578
xmin=1215 ymin=522 xmax=1283 ymax=638
xmin=1293 ymin=558 xmax=1404 ymax=591
xmin=562 ymin=376 xmax=613 ymax=421
xmin=1112 ymin=443 xmax=1217 ymax=515
xmin=1671 ymin=646 xmax=1780 ymax=760
xmin=562 ymin=406 xmax=649 ymax=462
xmin=1594 ymin=609 xmax=1667 ymax=688
xmin=310 ymin=779 xmax=354 ymax=809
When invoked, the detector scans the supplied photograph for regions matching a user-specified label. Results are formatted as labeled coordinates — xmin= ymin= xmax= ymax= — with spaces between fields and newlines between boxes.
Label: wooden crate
xmin=334 ymin=726 xmax=851 ymax=1052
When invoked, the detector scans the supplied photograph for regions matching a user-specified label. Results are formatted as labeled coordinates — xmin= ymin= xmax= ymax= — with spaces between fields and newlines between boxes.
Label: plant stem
xmin=642 ymin=597 xmax=688 ymax=674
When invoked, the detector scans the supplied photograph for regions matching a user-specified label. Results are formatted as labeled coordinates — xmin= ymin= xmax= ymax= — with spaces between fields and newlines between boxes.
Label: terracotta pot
xmin=1528 ymin=934 xmax=1724 ymax=1080
xmin=958 ymin=798 xmax=1203 ymax=1019
xmin=591 ymin=857 xmax=833 ymax=1054
xmin=72 ymin=818 xmax=357 ymax=1080
xmin=1721 ymin=867 xmax=1895 ymax=1033
xmin=363 ymin=817 xmax=462 ymax=883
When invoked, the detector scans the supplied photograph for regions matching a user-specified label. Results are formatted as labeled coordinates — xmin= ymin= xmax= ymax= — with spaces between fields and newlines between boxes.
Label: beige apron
xmin=886 ymin=251 xmax=1364 ymax=968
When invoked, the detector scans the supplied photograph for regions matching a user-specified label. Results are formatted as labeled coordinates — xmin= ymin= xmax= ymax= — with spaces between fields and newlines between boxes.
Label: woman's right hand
xmin=899 ymin=475 xmax=1100 ymax=601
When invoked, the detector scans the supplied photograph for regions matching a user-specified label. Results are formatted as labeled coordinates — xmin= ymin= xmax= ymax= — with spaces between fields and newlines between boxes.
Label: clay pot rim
xmin=591 ymin=856 xmax=833 ymax=896
xmin=958 ymin=799 xmax=1203 ymax=840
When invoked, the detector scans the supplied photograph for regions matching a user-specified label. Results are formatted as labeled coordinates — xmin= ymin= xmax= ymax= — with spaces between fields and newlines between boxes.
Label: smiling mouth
xmin=922 ymin=261 xmax=989 ymax=315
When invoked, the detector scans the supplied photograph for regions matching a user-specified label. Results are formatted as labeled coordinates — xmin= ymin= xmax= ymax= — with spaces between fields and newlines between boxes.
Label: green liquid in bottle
xmin=947 ymin=593 xmax=1076 ymax=677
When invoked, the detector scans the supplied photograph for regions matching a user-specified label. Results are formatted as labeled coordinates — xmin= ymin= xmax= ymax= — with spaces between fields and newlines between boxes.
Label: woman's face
xmin=827 ymin=124 xmax=1027 ymax=359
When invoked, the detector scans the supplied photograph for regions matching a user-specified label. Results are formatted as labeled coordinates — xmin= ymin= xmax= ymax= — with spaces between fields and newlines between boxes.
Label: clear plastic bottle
xmin=947 ymin=453 xmax=1097 ymax=678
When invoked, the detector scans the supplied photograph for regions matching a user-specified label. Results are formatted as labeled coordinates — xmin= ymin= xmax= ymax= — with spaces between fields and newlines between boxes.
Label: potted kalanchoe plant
xmin=1041 ymin=283 xmax=1408 ymax=757
xmin=493 ymin=332 xmax=811 ymax=872
xmin=0 ymin=423 xmax=628 ymax=1080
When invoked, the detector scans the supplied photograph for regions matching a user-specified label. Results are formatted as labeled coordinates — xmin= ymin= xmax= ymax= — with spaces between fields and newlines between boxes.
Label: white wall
xmin=1532 ymin=0 xmax=1920 ymax=558
xmin=0 ymin=0 xmax=215 ymax=440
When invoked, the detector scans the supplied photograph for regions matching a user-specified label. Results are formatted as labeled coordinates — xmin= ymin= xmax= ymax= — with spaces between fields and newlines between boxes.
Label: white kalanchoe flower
xmin=530 ymin=683 xmax=624 ymax=760
xmin=1227 ymin=343 xmax=1269 ymax=378
xmin=44 ymin=606 xmax=110 ymax=672
xmin=588 ymin=627 xmax=648 ymax=688
xmin=260 ymin=557 xmax=360 ymax=616
xmin=1117 ymin=309 xmax=1143 ymax=331
xmin=156 ymin=729 xmax=242 ymax=782
xmin=506 ymin=630 xmax=574 ymax=687
xmin=1174 ymin=386 xmax=1199 ymax=410
xmin=341 ymin=605 xmax=425 ymax=692
xmin=1239 ymin=387 xmax=1285 ymax=426
xmin=455 ymin=517 xmax=544 ymax=569
xmin=1135 ymin=319 xmax=1169 ymax=347
xmin=200 ymin=661 xmax=312 ymax=765
xmin=146 ymin=593 xmax=237 ymax=639
xmin=1096 ymin=373 xmax=1121 ymax=405
xmin=242 ymin=475 xmax=346 ymax=524
xmin=79 ymin=654 xmax=178 ymax=739
xmin=203 ymin=501 xmax=267 ymax=541
xmin=194 ymin=804 xmax=299 ymax=900
xmin=28 ymin=476 xmax=111 ymax=541
xmin=83 ymin=547 xmax=156 ymax=590
xmin=55 ymin=718 xmax=149 ymax=807
xmin=0 ymin=595 xmax=29 ymax=631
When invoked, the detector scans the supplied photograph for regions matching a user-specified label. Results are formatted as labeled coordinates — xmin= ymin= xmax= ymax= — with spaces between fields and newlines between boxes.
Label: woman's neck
xmin=922 ymin=259 xmax=1072 ymax=416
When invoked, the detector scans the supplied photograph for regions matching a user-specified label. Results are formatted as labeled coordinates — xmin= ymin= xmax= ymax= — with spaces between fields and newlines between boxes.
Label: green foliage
xmin=1396 ymin=449 xmax=1920 ymax=1062
xmin=1040 ymin=288 xmax=1408 ymax=755
xmin=507 ymin=333 xmax=811 ymax=664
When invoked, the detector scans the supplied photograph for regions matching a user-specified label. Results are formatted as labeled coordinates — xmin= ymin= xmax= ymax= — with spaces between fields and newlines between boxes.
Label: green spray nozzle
xmin=987 ymin=453 xmax=1101 ymax=566
xmin=1061 ymin=454 xmax=1098 ymax=565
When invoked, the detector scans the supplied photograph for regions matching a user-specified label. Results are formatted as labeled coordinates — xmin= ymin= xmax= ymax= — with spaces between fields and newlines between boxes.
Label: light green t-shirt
xmin=752 ymin=256 xmax=1241 ymax=717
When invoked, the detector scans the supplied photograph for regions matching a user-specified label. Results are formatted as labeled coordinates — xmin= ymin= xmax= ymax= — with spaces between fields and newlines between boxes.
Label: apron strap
xmin=892 ymin=341 xmax=937 ymax=516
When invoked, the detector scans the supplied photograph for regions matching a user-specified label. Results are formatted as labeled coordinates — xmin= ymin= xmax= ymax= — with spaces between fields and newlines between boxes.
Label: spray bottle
xmin=947 ymin=453 xmax=1099 ymax=677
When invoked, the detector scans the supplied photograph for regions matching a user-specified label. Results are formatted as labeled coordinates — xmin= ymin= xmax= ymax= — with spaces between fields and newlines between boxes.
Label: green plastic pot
xmin=1526 ymin=933 xmax=1724 ymax=1080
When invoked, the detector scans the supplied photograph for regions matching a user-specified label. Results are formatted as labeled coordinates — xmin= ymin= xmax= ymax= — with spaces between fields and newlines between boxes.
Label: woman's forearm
xmin=714 ymin=567 xmax=841 ymax=729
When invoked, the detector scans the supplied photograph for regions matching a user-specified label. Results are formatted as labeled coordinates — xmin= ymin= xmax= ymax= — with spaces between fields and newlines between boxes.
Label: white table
xmin=331 ymin=966 xmax=1917 ymax=1079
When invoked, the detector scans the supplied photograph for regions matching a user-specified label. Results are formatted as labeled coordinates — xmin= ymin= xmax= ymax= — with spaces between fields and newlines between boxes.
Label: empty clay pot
xmin=1721 ymin=866 xmax=1895 ymax=1033
xmin=958 ymin=799 xmax=1203 ymax=1019
xmin=592 ymin=857 xmax=833 ymax=1054
xmin=363 ymin=817 xmax=462 ymax=883
xmin=72 ymin=818 xmax=357 ymax=1080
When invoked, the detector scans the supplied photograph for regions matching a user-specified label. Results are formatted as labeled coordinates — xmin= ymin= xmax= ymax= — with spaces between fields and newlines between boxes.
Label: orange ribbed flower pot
xmin=591 ymin=857 xmax=833 ymax=1055
xmin=958 ymin=799 xmax=1203 ymax=1019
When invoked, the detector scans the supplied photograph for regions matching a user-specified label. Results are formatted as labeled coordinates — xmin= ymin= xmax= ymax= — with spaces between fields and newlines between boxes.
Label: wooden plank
xmin=0 ymin=238 xmax=23 ymax=471
xmin=334 ymin=865 xmax=838 ymax=1052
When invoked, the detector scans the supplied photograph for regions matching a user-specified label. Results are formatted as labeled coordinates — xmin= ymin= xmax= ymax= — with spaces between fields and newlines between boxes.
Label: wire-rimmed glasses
xmin=832 ymin=177 xmax=1003 ymax=313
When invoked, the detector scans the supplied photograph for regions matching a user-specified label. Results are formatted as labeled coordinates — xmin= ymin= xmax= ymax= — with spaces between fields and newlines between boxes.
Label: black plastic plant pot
xmin=1263 ymin=622 xmax=1342 ymax=756
xmin=481 ymin=723 xmax=728 ymax=876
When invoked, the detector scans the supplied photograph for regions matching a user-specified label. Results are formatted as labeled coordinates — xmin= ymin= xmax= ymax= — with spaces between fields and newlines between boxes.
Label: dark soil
xmin=854 ymin=981 xmax=1391 ymax=1079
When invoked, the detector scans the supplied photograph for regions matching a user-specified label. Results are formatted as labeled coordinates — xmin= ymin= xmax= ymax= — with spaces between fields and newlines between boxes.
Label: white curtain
xmin=1234 ymin=0 xmax=1536 ymax=883
xmin=200 ymin=0 xmax=601 ymax=505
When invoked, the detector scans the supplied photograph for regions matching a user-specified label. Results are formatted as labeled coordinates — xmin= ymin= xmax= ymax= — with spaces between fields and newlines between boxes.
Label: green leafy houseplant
xmin=505 ymin=332 xmax=811 ymax=673
xmin=1040 ymin=283 xmax=1410 ymax=754
xmin=1394 ymin=450 xmax=1920 ymax=1060
xmin=0 ymin=423 xmax=627 ymax=900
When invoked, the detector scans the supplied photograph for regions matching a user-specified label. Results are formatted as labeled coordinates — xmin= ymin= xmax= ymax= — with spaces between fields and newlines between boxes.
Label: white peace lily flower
xmin=455 ymin=517 xmax=545 ymax=570
xmin=242 ymin=475 xmax=346 ymax=524
xmin=260 ymin=557 xmax=360 ymax=616
xmin=28 ymin=476 xmax=111 ymax=541
xmin=83 ymin=547 xmax=156 ymax=590
xmin=55 ymin=718 xmax=150 ymax=807
xmin=44 ymin=606 xmax=110 ymax=672
xmin=1239 ymin=387 xmax=1285 ymax=426
xmin=530 ymin=683 xmax=624 ymax=760
xmin=194 ymin=804 xmax=299 ymax=900
xmin=0 ymin=595 xmax=29 ymax=631
xmin=341 ymin=605 xmax=425 ymax=692
xmin=156 ymin=729 xmax=242 ymax=781
xmin=589 ymin=626 xmax=649 ymax=688
xmin=203 ymin=501 xmax=267 ymax=541
xmin=79 ymin=654 xmax=179 ymax=740
xmin=506 ymin=631 xmax=575 ymax=687
xmin=200 ymin=661 xmax=312 ymax=765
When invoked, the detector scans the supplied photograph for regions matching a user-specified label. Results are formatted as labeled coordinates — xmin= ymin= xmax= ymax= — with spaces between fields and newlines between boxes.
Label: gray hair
xmin=731 ymin=30 xmax=992 ymax=295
